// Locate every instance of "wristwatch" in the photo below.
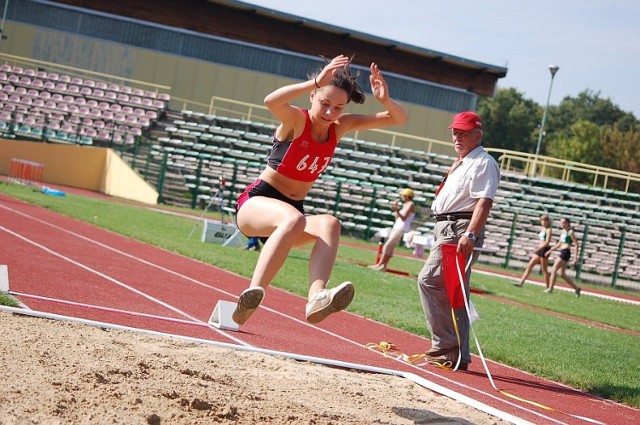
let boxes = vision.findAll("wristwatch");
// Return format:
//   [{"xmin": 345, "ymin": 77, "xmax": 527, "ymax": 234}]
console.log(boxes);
[{"xmin": 465, "ymin": 232, "xmax": 475, "ymax": 241}]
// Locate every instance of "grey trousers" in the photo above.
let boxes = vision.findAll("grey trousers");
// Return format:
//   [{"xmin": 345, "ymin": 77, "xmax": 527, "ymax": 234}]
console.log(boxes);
[{"xmin": 417, "ymin": 219, "xmax": 483, "ymax": 364}]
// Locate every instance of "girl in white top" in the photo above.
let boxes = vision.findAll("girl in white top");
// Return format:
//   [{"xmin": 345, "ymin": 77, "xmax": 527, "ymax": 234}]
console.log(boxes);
[{"xmin": 369, "ymin": 188, "xmax": 416, "ymax": 271}]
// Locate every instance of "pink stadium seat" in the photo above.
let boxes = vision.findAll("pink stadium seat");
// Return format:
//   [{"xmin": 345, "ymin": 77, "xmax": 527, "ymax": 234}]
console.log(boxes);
[
  {"xmin": 158, "ymin": 93, "xmax": 170, "ymax": 102},
  {"xmin": 129, "ymin": 96, "xmax": 142, "ymax": 105},
  {"xmin": 107, "ymin": 83, "xmax": 120, "ymax": 92},
  {"xmin": 137, "ymin": 117, "xmax": 150, "ymax": 127},
  {"xmin": 153, "ymin": 100, "xmax": 166, "ymax": 110},
  {"xmin": 117, "ymin": 93, "xmax": 129, "ymax": 103},
  {"xmin": 131, "ymin": 88, "xmax": 144, "ymax": 97},
  {"xmin": 113, "ymin": 113, "xmax": 126, "ymax": 122},
  {"xmin": 8, "ymin": 94, "xmax": 20, "ymax": 103},
  {"xmin": 89, "ymin": 108, "xmax": 101, "ymax": 118},
  {"xmin": 92, "ymin": 89, "xmax": 105, "ymax": 98},
  {"xmin": 120, "ymin": 86, "xmax": 132, "ymax": 95},
  {"xmin": 51, "ymin": 93, "xmax": 63, "ymax": 102},
  {"xmin": 39, "ymin": 91, "xmax": 51, "ymax": 100},
  {"xmin": 145, "ymin": 110, "xmax": 158, "ymax": 120},
  {"xmin": 95, "ymin": 82, "xmax": 108, "ymax": 90},
  {"xmin": 83, "ymin": 127, "xmax": 98, "ymax": 137},
  {"xmin": 54, "ymin": 82, "xmax": 67, "ymax": 92},
  {"xmin": 80, "ymin": 87, "xmax": 92, "ymax": 96},
  {"xmin": 24, "ymin": 69, "xmax": 36, "ymax": 77},
  {"xmin": 7, "ymin": 75, "xmax": 19, "ymax": 84},
  {"xmin": 20, "ymin": 97, "xmax": 33, "ymax": 106},
  {"xmin": 47, "ymin": 73, "xmax": 59, "ymax": 81},
  {"xmin": 133, "ymin": 108, "xmax": 145, "ymax": 116},
  {"xmin": 111, "ymin": 132, "xmax": 123, "ymax": 144},
  {"xmin": 31, "ymin": 79, "xmax": 44, "ymax": 89},
  {"xmin": 96, "ymin": 130, "xmax": 110, "ymax": 141},
  {"xmin": 125, "ymin": 115, "xmax": 138, "ymax": 126},
  {"xmin": 32, "ymin": 98, "xmax": 45, "ymax": 108},
  {"xmin": 70, "ymin": 77, "xmax": 83, "ymax": 86},
  {"xmin": 78, "ymin": 106, "xmax": 90, "ymax": 116},
  {"xmin": 12, "ymin": 66, "xmax": 24, "ymax": 74},
  {"xmin": 93, "ymin": 120, "xmax": 105, "ymax": 129},
  {"xmin": 81, "ymin": 117, "xmax": 93, "ymax": 126},
  {"xmin": 124, "ymin": 134, "xmax": 135, "ymax": 144},
  {"xmin": 110, "ymin": 103, "xmax": 122, "ymax": 112},
  {"xmin": 101, "ymin": 110, "xmax": 114, "ymax": 121},
  {"xmin": 104, "ymin": 91, "xmax": 117, "ymax": 101},
  {"xmin": 98, "ymin": 101, "xmax": 110, "ymax": 110},
  {"xmin": 129, "ymin": 127, "xmax": 142, "ymax": 136},
  {"xmin": 44, "ymin": 100, "xmax": 57, "ymax": 110},
  {"xmin": 15, "ymin": 87, "xmax": 27, "ymax": 96},
  {"xmin": 62, "ymin": 95, "xmax": 75, "ymax": 104},
  {"xmin": 26, "ymin": 89, "xmax": 39, "ymax": 98},
  {"xmin": 66, "ymin": 85, "xmax": 80, "ymax": 95},
  {"xmin": 58, "ymin": 75, "xmax": 71, "ymax": 83},
  {"xmin": 2, "ymin": 84, "xmax": 14, "ymax": 93},
  {"xmin": 43, "ymin": 81, "xmax": 55, "ymax": 91},
  {"xmin": 19, "ymin": 77, "xmax": 31, "ymax": 86},
  {"xmin": 84, "ymin": 79, "xmax": 96, "ymax": 88},
  {"xmin": 0, "ymin": 73, "xmax": 7, "ymax": 82},
  {"xmin": 60, "ymin": 123, "xmax": 75, "ymax": 132},
  {"xmin": 141, "ymin": 98, "xmax": 153, "ymax": 108},
  {"xmin": 57, "ymin": 103, "xmax": 69, "ymax": 112},
  {"xmin": 36, "ymin": 71, "xmax": 47, "ymax": 79},
  {"xmin": 67, "ymin": 104, "xmax": 80, "ymax": 114},
  {"xmin": 144, "ymin": 90, "xmax": 157, "ymax": 99},
  {"xmin": 47, "ymin": 121, "xmax": 61, "ymax": 131},
  {"xmin": 0, "ymin": 64, "xmax": 11, "ymax": 72},
  {"xmin": 75, "ymin": 97, "xmax": 86, "ymax": 106},
  {"xmin": 0, "ymin": 92, "xmax": 7, "ymax": 102},
  {"xmin": 24, "ymin": 116, "xmax": 37, "ymax": 126},
  {"xmin": 121, "ymin": 106, "xmax": 133, "ymax": 114},
  {"xmin": 85, "ymin": 99, "xmax": 98, "ymax": 109}
]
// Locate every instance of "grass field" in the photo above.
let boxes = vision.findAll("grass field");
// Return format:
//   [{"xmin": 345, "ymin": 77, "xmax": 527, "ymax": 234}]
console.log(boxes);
[{"xmin": 1, "ymin": 181, "xmax": 639, "ymax": 408}]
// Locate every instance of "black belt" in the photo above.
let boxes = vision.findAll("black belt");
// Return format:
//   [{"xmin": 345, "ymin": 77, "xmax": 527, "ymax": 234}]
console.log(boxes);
[{"xmin": 434, "ymin": 212, "xmax": 473, "ymax": 222}]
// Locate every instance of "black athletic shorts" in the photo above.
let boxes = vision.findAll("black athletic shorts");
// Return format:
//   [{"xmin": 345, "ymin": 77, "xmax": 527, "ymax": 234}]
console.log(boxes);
[{"xmin": 236, "ymin": 179, "xmax": 305, "ymax": 243}]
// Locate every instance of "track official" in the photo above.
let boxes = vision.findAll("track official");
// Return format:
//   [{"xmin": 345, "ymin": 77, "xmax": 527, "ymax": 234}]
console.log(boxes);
[{"xmin": 417, "ymin": 111, "xmax": 500, "ymax": 370}]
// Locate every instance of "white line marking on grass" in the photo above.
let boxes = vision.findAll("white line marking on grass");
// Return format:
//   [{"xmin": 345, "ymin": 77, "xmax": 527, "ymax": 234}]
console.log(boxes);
[{"xmin": 476, "ymin": 269, "xmax": 640, "ymax": 305}]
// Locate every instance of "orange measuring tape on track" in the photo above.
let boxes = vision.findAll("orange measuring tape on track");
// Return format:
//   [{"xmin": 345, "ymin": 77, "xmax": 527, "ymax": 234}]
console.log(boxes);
[{"xmin": 367, "ymin": 243, "xmax": 605, "ymax": 425}]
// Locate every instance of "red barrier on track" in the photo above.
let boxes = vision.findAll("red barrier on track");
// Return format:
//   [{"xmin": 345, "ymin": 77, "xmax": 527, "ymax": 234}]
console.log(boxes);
[{"xmin": 9, "ymin": 158, "xmax": 45, "ymax": 186}]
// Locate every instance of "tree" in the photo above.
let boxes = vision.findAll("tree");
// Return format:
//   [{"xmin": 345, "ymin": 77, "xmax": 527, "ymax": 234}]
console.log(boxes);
[
  {"xmin": 476, "ymin": 88, "xmax": 539, "ymax": 153},
  {"xmin": 545, "ymin": 90, "xmax": 638, "ymax": 142},
  {"xmin": 547, "ymin": 120, "xmax": 602, "ymax": 166}
]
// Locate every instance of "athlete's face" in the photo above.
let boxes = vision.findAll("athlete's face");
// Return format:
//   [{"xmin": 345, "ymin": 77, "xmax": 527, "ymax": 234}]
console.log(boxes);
[{"xmin": 310, "ymin": 86, "xmax": 349, "ymax": 124}]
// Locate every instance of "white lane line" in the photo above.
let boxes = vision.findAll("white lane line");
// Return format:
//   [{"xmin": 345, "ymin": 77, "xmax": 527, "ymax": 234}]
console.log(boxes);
[
  {"xmin": 0, "ymin": 223, "xmax": 250, "ymax": 347},
  {"xmin": 0, "ymin": 202, "xmax": 576, "ymax": 424},
  {"xmin": 11, "ymin": 292, "xmax": 209, "ymax": 327}
]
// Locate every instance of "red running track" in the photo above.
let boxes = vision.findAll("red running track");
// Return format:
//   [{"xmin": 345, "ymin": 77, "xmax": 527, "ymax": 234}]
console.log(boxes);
[{"xmin": 1, "ymin": 193, "xmax": 638, "ymax": 425}]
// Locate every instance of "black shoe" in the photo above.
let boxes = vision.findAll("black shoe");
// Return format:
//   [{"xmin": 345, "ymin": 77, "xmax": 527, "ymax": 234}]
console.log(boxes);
[{"xmin": 457, "ymin": 362, "xmax": 469, "ymax": 371}]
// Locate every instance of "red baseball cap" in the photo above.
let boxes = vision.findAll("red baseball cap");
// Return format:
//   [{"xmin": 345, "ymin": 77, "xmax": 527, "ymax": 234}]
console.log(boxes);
[{"xmin": 448, "ymin": 111, "xmax": 483, "ymax": 131}]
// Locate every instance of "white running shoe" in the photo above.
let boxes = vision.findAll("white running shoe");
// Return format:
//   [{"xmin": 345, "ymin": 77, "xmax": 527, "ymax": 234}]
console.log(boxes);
[
  {"xmin": 232, "ymin": 287, "xmax": 265, "ymax": 325},
  {"xmin": 305, "ymin": 282, "xmax": 355, "ymax": 324}
]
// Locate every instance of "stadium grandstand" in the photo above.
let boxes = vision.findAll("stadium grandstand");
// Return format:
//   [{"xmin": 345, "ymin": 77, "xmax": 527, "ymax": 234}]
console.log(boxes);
[{"xmin": 1, "ymin": 0, "xmax": 640, "ymax": 292}]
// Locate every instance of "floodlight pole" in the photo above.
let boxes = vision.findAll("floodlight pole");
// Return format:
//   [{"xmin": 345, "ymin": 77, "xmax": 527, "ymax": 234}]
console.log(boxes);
[
  {"xmin": 531, "ymin": 65, "xmax": 559, "ymax": 177},
  {"xmin": 0, "ymin": 0, "xmax": 9, "ymax": 51}
]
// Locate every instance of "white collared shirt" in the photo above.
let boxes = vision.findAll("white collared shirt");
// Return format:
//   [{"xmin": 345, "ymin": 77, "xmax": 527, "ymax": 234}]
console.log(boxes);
[{"xmin": 431, "ymin": 146, "xmax": 500, "ymax": 215}]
